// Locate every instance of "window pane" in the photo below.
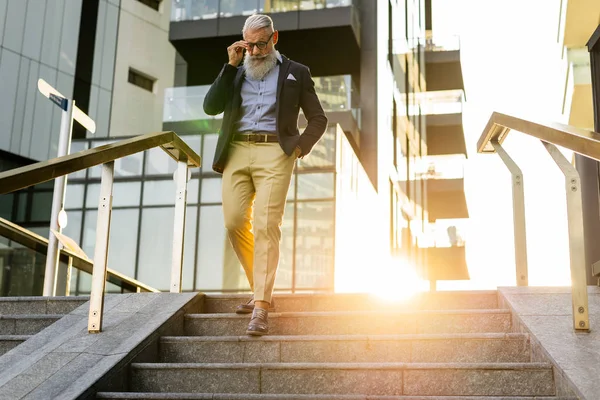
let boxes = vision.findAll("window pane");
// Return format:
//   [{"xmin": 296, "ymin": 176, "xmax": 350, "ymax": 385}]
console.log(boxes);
[
  {"xmin": 182, "ymin": 206, "xmax": 198, "ymax": 291},
  {"xmin": 143, "ymin": 180, "xmax": 176, "ymax": 205},
  {"xmin": 65, "ymin": 184, "xmax": 85, "ymax": 210},
  {"xmin": 195, "ymin": 205, "xmax": 248, "ymax": 291},
  {"xmin": 86, "ymin": 182, "xmax": 141, "ymax": 208},
  {"xmin": 274, "ymin": 202, "xmax": 294, "ymax": 289},
  {"xmin": 200, "ymin": 178, "xmax": 221, "ymax": 204},
  {"xmin": 220, "ymin": 0, "xmax": 260, "ymax": 18},
  {"xmin": 15, "ymin": 193, "xmax": 27, "ymax": 222},
  {"xmin": 295, "ymin": 201, "xmax": 334, "ymax": 289},
  {"xmin": 30, "ymin": 191, "xmax": 52, "ymax": 222},
  {"xmin": 138, "ymin": 207, "xmax": 174, "ymax": 291},
  {"xmin": 62, "ymin": 211, "xmax": 82, "ymax": 244},
  {"xmin": 0, "ymin": 194, "xmax": 14, "ymax": 220},
  {"xmin": 187, "ymin": 179, "xmax": 199, "ymax": 204},
  {"xmin": 297, "ymin": 172, "xmax": 335, "ymax": 200},
  {"xmin": 80, "ymin": 209, "xmax": 139, "ymax": 278},
  {"xmin": 143, "ymin": 178, "xmax": 199, "ymax": 205},
  {"xmin": 145, "ymin": 147, "xmax": 176, "ymax": 175},
  {"xmin": 202, "ymin": 134, "xmax": 218, "ymax": 172}
]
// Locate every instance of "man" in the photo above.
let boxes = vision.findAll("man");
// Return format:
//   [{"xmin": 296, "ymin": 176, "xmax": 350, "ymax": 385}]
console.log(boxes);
[{"xmin": 203, "ymin": 14, "xmax": 328, "ymax": 336}]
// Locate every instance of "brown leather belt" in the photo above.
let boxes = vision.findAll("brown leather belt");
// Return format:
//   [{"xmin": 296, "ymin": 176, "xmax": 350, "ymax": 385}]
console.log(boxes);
[{"xmin": 232, "ymin": 133, "xmax": 278, "ymax": 143}]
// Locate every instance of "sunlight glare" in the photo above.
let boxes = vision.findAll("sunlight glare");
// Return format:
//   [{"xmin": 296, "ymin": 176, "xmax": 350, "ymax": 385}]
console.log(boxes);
[{"xmin": 367, "ymin": 256, "xmax": 427, "ymax": 302}]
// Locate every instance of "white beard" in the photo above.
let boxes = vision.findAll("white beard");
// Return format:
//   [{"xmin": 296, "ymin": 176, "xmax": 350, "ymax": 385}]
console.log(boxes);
[{"xmin": 243, "ymin": 50, "xmax": 277, "ymax": 81}]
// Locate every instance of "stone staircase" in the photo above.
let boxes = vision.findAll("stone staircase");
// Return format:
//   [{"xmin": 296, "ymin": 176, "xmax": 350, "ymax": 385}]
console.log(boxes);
[
  {"xmin": 0, "ymin": 296, "xmax": 88, "ymax": 356},
  {"xmin": 96, "ymin": 291, "xmax": 576, "ymax": 399}
]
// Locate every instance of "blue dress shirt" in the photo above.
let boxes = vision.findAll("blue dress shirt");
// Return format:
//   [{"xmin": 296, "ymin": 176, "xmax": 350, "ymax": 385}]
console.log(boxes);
[{"xmin": 235, "ymin": 52, "xmax": 283, "ymax": 134}]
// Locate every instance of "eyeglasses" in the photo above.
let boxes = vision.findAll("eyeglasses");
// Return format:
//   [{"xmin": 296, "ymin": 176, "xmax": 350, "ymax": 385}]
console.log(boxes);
[{"xmin": 246, "ymin": 32, "xmax": 274, "ymax": 51}]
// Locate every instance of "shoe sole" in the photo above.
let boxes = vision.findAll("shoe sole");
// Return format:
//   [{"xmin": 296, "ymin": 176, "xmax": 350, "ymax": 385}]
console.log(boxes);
[{"xmin": 246, "ymin": 329, "xmax": 268, "ymax": 336}]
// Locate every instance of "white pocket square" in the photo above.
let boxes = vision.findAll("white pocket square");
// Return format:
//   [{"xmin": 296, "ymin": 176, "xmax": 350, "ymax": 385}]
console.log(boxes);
[{"xmin": 287, "ymin": 73, "xmax": 296, "ymax": 81}]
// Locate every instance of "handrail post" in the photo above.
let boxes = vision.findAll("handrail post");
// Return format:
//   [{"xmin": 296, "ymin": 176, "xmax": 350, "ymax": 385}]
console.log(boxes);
[
  {"xmin": 43, "ymin": 98, "xmax": 74, "ymax": 296},
  {"xmin": 542, "ymin": 141, "xmax": 590, "ymax": 331},
  {"xmin": 170, "ymin": 160, "xmax": 188, "ymax": 293},
  {"xmin": 491, "ymin": 142, "xmax": 528, "ymax": 286},
  {"xmin": 88, "ymin": 161, "xmax": 114, "ymax": 333}
]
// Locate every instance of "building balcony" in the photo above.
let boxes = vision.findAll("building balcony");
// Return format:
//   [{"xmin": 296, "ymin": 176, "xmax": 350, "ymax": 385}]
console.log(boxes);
[
  {"xmin": 414, "ymin": 154, "xmax": 469, "ymax": 221},
  {"xmin": 422, "ymin": 35, "xmax": 464, "ymax": 92},
  {"xmin": 419, "ymin": 89, "xmax": 467, "ymax": 157},
  {"xmin": 418, "ymin": 219, "xmax": 469, "ymax": 281},
  {"xmin": 562, "ymin": 47, "xmax": 593, "ymax": 129},
  {"xmin": 169, "ymin": 0, "xmax": 361, "ymax": 85},
  {"xmin": 163, "ymin": 74, "xmax": 361, "ymax": 144}
]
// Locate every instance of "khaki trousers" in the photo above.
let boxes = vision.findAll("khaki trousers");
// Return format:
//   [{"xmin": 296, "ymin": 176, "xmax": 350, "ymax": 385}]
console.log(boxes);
[{"xmin": 222, "ymin": 140, "xmax": 296, "ymax": 304}]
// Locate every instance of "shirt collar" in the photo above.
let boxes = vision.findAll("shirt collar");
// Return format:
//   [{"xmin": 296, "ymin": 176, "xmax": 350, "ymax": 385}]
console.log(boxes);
[{"xmin": 276, "ymin": 51, "xmax": 282, "ymax": 64}]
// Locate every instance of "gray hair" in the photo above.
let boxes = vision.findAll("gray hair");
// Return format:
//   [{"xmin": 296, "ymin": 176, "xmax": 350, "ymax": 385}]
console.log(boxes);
[{"xmin": 242, "ymin": 14, "xmax": 274, "ymax": 34}]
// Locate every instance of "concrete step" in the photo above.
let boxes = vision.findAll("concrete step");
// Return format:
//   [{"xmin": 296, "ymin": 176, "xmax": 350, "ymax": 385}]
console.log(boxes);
[
  {"xmin": 0, "ymin": 296, "xmax": 88, "ymax": 315},
  {"xmin": 97, "ymin": 393, "xmax": 578, "ymax": 400},
  {"xmin": 202, "ymin": 291, "xmax": 499, "ymax": 314},
  {"xmin": 160, "ymin": 333, "xmax": 530, "ymax": 364},
  {"xmin": 0, "ymin": 315, "xmax": 62, "ymax": 335},
  {"xmin": 128, "ymin": 362, "xmax": 555, "ymax": 396},
  {"xmin": 0, "ymin": 335, "xmax": 30, "ymax": 355},
  {"xmin": 184, "ymin": 310, "xmax": 512, "ymax": 336}
]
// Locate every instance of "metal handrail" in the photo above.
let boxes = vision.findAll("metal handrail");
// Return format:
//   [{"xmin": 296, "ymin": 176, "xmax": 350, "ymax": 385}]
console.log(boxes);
[
  {"xmin": 0, "ymin": 217, "xmax": 158, "ymax": 293},
  {"xmin": 0, "ymin": 131, "xmax": 200, "ymax": 195},
  {"xmin": 0, "ymin": 131, "xmax": 201, "ymax": 333},
  {"xmin": 477, "ymin": 112, "xmax": 598, "ymax": 332}
]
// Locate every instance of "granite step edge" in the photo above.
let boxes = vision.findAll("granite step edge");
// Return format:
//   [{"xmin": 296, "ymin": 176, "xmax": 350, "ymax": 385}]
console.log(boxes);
[
  {"xmin": 184, "ymin": 309, "xmax": 512, "ymax": 319},
  {"xmin": 96, "ymin": 393, "xmax": 574, "ymax": 400},
  {"xmin": 160, "ymin": 332, "xmax": 529, "ymax": 342},
  {"xmin": 130, "ymin": 361, "xmax": 552, "ymax": 370}
]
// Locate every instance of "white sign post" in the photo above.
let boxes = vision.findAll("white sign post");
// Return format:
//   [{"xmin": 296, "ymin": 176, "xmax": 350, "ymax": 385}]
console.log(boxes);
[{"xmin": 38, "ymin": 79, "xmax": 96, "ymax": 297}]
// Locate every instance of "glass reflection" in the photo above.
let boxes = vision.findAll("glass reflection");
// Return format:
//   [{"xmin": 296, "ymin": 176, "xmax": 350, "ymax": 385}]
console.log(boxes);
[
  {"xmin": 81, "ymin": 209, "xmax": 139, "ymax": 278},
  {"xmin": 297, "ymin": 172, "xmax": 335, "ymax": 200},
  {"xmin": 295, "ymin": 201, "xmax": 334, "ymax": 289},
  {"xmin": 196, "ymin": 205, "xmax": 248, "ymax": 291},
  {"xmin": 138, "ymin": 207, "xmax": 175, "ymax": 291},
  {"xmin": 274, "ymin": 202, "xmax": 294, "ymax": 289},
  {"xmin": 201, "ymin": 178, "xmax": 222, "ymax": 204}
]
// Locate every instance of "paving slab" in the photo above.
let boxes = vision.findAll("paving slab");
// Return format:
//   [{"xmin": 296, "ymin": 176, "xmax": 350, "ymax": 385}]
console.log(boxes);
[{"xmin": 499, "ymin": 285, "xmax": 600, "ymax": 399}]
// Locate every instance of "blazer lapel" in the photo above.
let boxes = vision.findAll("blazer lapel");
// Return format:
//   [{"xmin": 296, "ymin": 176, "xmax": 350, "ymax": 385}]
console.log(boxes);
[{"xmin": 277, "ymin": 56, "xmax": 291, "ymax": 101}]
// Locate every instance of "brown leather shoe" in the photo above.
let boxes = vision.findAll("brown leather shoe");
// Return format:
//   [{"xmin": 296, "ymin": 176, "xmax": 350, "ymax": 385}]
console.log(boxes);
[
  {"xmin": 246, "ymin": 307, "xmax": 269, "ymax": 336},
  {"xmin": 235, "ymin": 297, "xmax": 275, "ymax": 314}
]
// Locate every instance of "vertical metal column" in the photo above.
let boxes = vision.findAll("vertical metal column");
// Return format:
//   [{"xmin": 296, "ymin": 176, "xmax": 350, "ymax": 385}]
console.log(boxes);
[
  {"xmin": 170, "ymin": 160, "xmax": 188, "ymax": 293},
  {"xmin": 491, "ymin": 142, "xmax": 528, "ymax": 286},
  {"xmin": 542, "ymin": 142, "xmax": 589, "ymax": 331},
  {"xmin": 43, "ymin": 99, "xmax": 74, "ymax": 296},
  {"xmin": 88, "ymin": 162, "xmax": 114, "ymax": 333}
]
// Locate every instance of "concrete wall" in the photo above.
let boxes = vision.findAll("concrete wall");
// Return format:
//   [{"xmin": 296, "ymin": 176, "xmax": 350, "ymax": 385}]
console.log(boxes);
[
  {"xmin": 109, "ymin": 0, "xmax": 175, "ymax": 137},
  {"xmin": 0, "ymin": 0, "xmax": 83, "ymax": 161}
]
